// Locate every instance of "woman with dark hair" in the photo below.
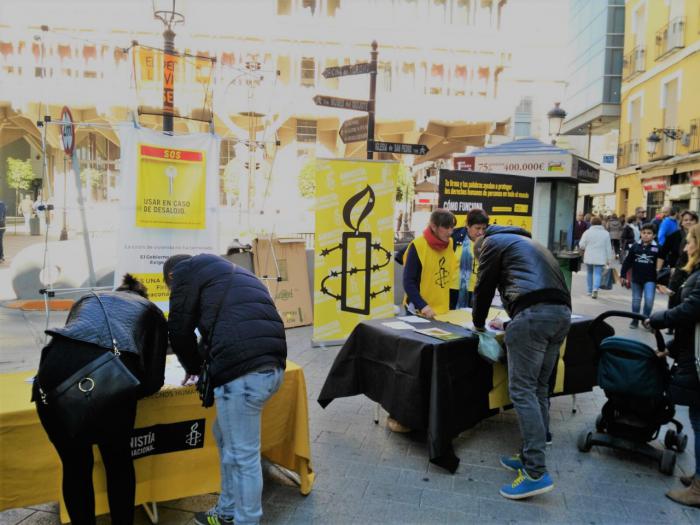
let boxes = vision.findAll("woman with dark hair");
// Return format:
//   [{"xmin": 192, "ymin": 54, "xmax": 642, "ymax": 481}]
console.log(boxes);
[
  {"xmin": 658, "ymin": 210, "xmax": 699, "ymax": 309},
  {"xmin": 646, "ymin": 224, "xmax": 700, "ymax": 507},
  {"xmin": 450, "ymin": 208, "xmax": 489, "ymax": 309},
  {"xmin": 33, "ymin": 275, "xmax": 168, "ymax": 524}
]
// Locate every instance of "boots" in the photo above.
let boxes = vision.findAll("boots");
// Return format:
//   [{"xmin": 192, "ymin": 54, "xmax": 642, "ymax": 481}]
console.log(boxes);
[
  {"xmin": 680, "ymin": 474, "xmax": 695, "ymax": 487},
  {"xmin": 666, "ymin": 477, "xmax": 700, "ymax": 507}
]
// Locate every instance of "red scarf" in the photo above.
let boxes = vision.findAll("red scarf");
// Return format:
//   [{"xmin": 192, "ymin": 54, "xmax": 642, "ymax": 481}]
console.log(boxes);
[{"xmin": 423, "ymin": 226, "xmax": 449, "ymax": 251}]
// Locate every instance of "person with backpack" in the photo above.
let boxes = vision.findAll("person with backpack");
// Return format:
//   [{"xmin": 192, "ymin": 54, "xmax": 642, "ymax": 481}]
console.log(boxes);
[
  {"xmin": 620, "ymin": 223, "xmax": 659, "ymax": 328},
  {"xmin": 34, "ymin": 275, "xmax": 168, "ymax": 525}
]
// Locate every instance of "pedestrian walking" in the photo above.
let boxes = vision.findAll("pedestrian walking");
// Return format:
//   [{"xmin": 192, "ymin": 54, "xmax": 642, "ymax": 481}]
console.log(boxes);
[
  {"xmin": 620, "ymin": 223, "xmax": 659, "ymax": 328},
  {"xmin": 571, "ymin": 211, "xmax": 589, "ymax": 248},
  {"xmin": 658, "ymin": 206, "xmax": 680, "ymax": 247},
  {"xmin": 33, "ymin": 275, "xmax": 168, "ymax": 525},
  {"xmin": 18, "ymin": 194, "xmax": 33, "ymax": 232},
  {"xmin": 473, "ymin": 225, "xmax": 571, "ymax": 500},
  {"xmin": 645, "ymin": 223, "xmax": 700, "ymax": 507},
  {"xmin": 578, "ymin": 216, "xmax": 613, "ymax": 299},
  {"xmin": 620, "ymin": 215, "xmax": 639, "ymax": 264},
  {"xmin": 163, "ymin": 254, "xmax": 287, "ymax": 525},
  {"xmin": 606, "ymin": 213, "xmax": 623, "ymax": 258}
]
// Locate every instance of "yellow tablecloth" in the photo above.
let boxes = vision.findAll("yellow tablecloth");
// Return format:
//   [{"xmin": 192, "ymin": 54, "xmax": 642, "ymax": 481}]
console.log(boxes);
[{"xmin": 0, "ymin": 360, "xmax": 314, "ymax": 521}]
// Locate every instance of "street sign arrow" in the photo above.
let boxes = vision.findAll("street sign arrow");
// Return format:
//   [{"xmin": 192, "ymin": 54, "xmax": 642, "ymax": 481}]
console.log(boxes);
[
  {"xmin": 322, "ymin": 62, "xmax": 375, "ymax": 79},
  {"xmin": 367, "ymin": 141, "xmax": 429, "ymax": 155},
  {"xmin": 313, "ymin": 95, "xmax": 371, "ymax": 112},
  {"xmin": 339, "ymin": 116, "xmax": 369, "ymax": 144}
]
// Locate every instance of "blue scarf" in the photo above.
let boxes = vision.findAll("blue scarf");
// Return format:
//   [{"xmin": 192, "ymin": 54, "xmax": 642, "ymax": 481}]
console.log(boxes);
[{"xmin": 456, "ymin": 237, "xmax": 473, "ymax": 308}]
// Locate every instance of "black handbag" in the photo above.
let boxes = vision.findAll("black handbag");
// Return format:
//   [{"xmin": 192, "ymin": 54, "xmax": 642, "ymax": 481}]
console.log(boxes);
[
  {"xmin": 669, "ymin": 361, "xmax": 700, "ymax": 408},
  {"xmin": 196, "ymin": 274, "xmax": 234, "ymax": 408},
  {"xmin": 35, "ymin": 293, "xmax": 141, "ymax": 438}
]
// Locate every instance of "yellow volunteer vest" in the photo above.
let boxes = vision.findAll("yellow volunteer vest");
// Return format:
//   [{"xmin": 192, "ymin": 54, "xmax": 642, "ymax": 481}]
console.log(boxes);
[{"xmin": 404, "ymin": 235, "xmax": 455, "ymax": 315}]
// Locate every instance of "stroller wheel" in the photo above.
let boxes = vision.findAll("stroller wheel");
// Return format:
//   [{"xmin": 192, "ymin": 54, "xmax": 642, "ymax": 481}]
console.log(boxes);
[
  {"xmin": 595, "ymin": 414, "xmax": 605, "ymax": 433},
  {"xmin": 659, "ymin": 449, "xmax": 676, "ymax": 475},
  {"xmin": 676, "ymin": 433, "xmax": 688, "ymax": 453},
  {"xmin": 664, "ymin": 429, "xmax": 677, "ymax": 450},
  {"xmin": 577, "ymin": 431, "xmax": 593, "ymax": 453}
]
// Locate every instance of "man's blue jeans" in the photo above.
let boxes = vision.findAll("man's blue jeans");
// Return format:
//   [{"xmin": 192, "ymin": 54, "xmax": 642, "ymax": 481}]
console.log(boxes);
[
  {"xmin": 631, "ymin": 281, "xmax": 656, "ymax": 319},
  {"xmin": 504, "ymin": 304, "xmax": 571, "ymax": 479},
  {"xmin": 213, "ymin": 367, "xmax": 284, "ymax": 525},
  {"xmin": 586, "ymin": 264, "xmax": 603, "ymax": 294}
]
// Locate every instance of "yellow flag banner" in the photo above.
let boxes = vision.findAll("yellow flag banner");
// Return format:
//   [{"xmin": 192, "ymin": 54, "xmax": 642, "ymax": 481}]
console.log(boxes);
[
  {"xmin": 116, "ymin": 126, "xmax": 220, "ymax": 312},
  {"xmin": 312, "ymin": 159, "xmax": 398, "ymax": 345}
]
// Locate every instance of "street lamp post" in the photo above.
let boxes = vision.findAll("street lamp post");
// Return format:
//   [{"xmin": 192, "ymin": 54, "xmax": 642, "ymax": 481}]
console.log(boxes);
[
  {"xmin": 153, "ymin": 1, "xmax": 184, "ymax": 133},
  {"xmin": 547, "ymin": 102, "xmax": 567, "ymax": 145}
]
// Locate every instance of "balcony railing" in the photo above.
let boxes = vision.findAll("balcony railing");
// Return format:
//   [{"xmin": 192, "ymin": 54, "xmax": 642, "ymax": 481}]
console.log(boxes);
[
  {"xmin": 617, "ymin": 140, "xmax": 640, "ymax": 168},
  {"xmin": 655, "ymin": 17, "xmax": 685, "ymax": 60},
  {"xmin": 622, "ymin": 46, "xmax": 645, "ymax": 80},
  {"xmin": 690, "ymin": 119, "xmax": 700, "ymax": 153}
]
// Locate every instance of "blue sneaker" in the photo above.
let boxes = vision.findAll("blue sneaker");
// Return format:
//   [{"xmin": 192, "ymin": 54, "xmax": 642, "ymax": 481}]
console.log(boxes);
[
  {"xmin": 500, "ymin": 469, "xmax": 554, "ymax": 500},
  {"xmin": 499, "ymin": 453, "xmax": 524, "ymax": 471}
]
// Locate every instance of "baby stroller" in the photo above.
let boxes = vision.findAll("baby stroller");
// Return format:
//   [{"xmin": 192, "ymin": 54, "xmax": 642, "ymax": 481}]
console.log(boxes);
[{"xmin": 577, "ymin": 311, "xmax": 686, "ymax": 475}]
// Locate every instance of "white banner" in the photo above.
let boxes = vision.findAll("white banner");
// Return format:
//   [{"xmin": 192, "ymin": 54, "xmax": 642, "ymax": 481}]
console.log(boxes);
[{"xmin": 115, "ymin": 126, "xmax": 220, "ymax": 311}]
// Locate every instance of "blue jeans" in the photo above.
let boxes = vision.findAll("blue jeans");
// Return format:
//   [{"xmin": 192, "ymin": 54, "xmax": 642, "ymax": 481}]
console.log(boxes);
[
  {"xmin": 631, "ymin": 281, "xmax": 656, "ymax": 319},
  {"xmin": 213, "ymin": 367, "xmax": 284, "ymax": 525},
  {"xmin": 586, "ymin": 264, "xmax": 603, "ymax": 293},
  {"xmin": 504, "ymin": 304, "xmax": 571, "ymax": 478},
  {"xmin": 690, "ymin": 406, "xmax": 700, "ymax": 476}
]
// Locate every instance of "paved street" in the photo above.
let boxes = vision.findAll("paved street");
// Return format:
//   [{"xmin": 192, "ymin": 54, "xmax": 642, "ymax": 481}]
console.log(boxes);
[{"xmin": 1, "ymin": 232, "xmax": 699, "ymax": 524}]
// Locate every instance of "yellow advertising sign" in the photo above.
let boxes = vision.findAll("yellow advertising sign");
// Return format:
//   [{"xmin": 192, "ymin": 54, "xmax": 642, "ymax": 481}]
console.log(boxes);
[
  {"xmin": 130, "ymin": 272, "xmax": 171, "ymax": 304},
  {"xmin": 136, "ymin": 144, "xmax": 206, "ymax": 229},
  {"xmin": 313, "ymin": 159, "xmax": 398, "ymax": 344}
]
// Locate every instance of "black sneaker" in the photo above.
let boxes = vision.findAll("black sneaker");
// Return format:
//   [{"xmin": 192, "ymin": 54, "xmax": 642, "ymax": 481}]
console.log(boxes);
[
  {"xmin": 546, "ymin": 432, "xmax": 553, "ymax": 446},
  {"xmin": 194, "ymin": 510, "xmax": 234, "ymax": 525},
  {"xmin": 629, "ymin": 321, "xmax": 638, "ymax": 329}
]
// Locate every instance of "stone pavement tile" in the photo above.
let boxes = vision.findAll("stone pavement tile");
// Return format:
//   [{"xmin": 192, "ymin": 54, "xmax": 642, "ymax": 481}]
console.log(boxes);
[
  {"xmin": 621, "ymin": 498, "xmax": 693, "ymax": 524},
  {"xmin": 538, "ymin": 507, "xmax": 631, "ymax": 525},
  {"xmin": 260, "ymin": 503, "xmax": 294, "ymax": 524},
  {"xmin": 419, "ymin": 488, "xmax": 479, "ymax": 515},
  {"xmin": 365, "ymin": 480, "xmax": 423, "ymax": 504},
  {"xmin": 396, "ymin": 468, "xmax": 454, "ymax": 491},
  {"xmin": 313, "ymin": 476, "xmax": 369, "ymax": 502},
  {"xmin": 563, "ymin": 492, "xmax": 628, "ymax": 517},
  {"xmin": 24, "ymin": 503, "xmax": 58, "ymax": 514},
  {"xmin": 451, "ymin": 477, "xmax": 502, "ymax": 500},
  {"xmin": 159, "ymin": 493, "xmax": 218, "ymax": 512},
  {"xmin": 454, "ymin": 464, "xmax": 509, "ymax": 484},
  {"xmin": 289, "ymin": 506, "xmax": 354, "ymax": 524},
  {"xmin": 682, "ymin": 506, "xmax": 700, "ymax": 523},
  {"xmin": 478, "ymin": 497, "xmax": 543, "ymax": 523},
  {"xmin": 384, "ymin": 501, "xmax": 470, "ymax": 524},
  {"xmin": 332, "ymin": 496, "xmax": 390, "ymax": 522},
  {"xmin": 377, "ymin": 449, "xmax": 429, "ymax": 472},
  {"xmin": 0, "ymin": 508, "xmax": 36, "ymax": 525},
  {"xmin": 345, "ymin": 463, "xmax": 402, "ymax": 484},
  {"xmin": 131, "ymin": 506, "xmax": 193, "ymax": 525},
  {"xmin": 7, "ymin": 511, "xmax": 57, "ymax": 525}
]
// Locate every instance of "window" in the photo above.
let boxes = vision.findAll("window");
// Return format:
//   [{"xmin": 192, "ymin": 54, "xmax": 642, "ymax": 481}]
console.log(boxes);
[
  {"xmin": 620, "ymin": 189, "xmax": 629, "ymax": 215},
  {"xmin": 452, "ymin": 0, "xmax": 472, "ymax": 25},
  {"xmin": 646, "ymin": 191, "xmax": 665, "ymax": 220},
  {"xmin": 378, "ymin": 61, "xmax": 392, "ymax": 93},
  {"xmin": 296, "ymin": 119, "xmax": 317, "ymax": 143},
  {"xmin": 300, "ymin": 57, "xmax": 315, "ymax": 87}
]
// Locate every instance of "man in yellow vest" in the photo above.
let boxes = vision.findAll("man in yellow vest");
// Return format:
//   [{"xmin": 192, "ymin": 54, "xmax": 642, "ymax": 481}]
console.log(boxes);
[
  {"xmin": 450, "ymin": 209, "xmax": 489, "ymax": 309},
  {"xmin": 402, "ymin": 209, "xmax": 457, "ymax": 319}
]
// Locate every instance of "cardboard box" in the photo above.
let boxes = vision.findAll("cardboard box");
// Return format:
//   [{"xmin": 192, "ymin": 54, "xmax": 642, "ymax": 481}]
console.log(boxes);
[{"xmin": 253, "ymin": 237, "xmax": 313, "ymax": 328}]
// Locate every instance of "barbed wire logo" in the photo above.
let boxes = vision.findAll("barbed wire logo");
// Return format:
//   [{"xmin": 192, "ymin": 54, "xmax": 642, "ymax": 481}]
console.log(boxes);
[{"xmin": 319, "ymin": 185, "xmax": 391, "ymax": 315}]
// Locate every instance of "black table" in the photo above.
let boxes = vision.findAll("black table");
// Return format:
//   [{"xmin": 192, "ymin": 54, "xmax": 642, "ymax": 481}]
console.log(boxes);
[{"xmin": 318, "ymin": 317, "xmax": 611, "ymax": 473}]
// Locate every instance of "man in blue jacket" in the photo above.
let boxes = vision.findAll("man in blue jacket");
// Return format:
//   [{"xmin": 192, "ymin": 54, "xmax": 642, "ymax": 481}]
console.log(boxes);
[
  {"xmin": 473, "ymin": 226, "xmax": 571, "ymax": 500},
  {"xmin": 164, "ymin": 254, "xmax": 287, "ymax": 525}
]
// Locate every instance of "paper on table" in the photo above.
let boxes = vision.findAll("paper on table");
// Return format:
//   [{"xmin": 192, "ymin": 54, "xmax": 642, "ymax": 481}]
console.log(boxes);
[
  {"xmin": 382, "ymin": 321, "xmax": 417, "ymax": 330},
  {"xmin": 570, "ymin": 314, "xmax": 583, "ymax": 319},
  {"xmin": 396, "ymin": 315, "xmax": 430, "ymax": 323}
]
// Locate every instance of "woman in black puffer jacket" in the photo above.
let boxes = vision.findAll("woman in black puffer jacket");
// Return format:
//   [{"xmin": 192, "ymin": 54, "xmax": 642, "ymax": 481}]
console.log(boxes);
[
  {"xmin": 647, "ymin": 224, "xmax": 700, "ymax": 508},
  {"xmin": 34, "ymin": 274, "xmax": 168, "ymax": 525}
]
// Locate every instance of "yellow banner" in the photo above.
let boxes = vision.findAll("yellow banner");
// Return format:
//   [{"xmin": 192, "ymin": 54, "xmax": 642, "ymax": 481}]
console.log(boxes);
[
  {"xmin": 136, "ymin": 144, "xmax": 206, "ymax": 229},
  {"xmin": 313, "ymin": 159, "xmax": 397, "ymax": 343}
]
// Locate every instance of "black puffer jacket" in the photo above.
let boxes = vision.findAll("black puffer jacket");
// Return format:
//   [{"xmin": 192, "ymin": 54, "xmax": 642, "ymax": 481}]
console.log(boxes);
[
  {"xmin": 473, "ymin": 225, "xmax": 571, "ymax": 328},
  {"xmin": 168, "ymin": 254, "xmax": 287, "ymax": 387},
  {"xmin": 649, "ymin": 265, "xmax": 700, "ymax": 366},
  {"xmin": 45, "ymin": 291, "xmax": 168, "ymax": 397}
]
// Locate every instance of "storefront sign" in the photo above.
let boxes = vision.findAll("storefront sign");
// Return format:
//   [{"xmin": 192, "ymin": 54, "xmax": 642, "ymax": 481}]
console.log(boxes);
[
  {"xmin": 472, "ymin": 154, "xmax": 572, "ymax": 179},
  {"xmin": 691, "ymin": 171, "xmax": 700, "ymax": 187},
  {"xmin": 642, "ymin": 177, "xmax": 668, "ymax": 191},
  {"xmin": 453, "ymin": 156, "xmax": 475, "ymax": 171}
]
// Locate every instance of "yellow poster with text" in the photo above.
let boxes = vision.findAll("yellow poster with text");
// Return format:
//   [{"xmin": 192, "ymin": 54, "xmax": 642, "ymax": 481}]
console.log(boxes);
[
  {"xmin": 136, "ymin": 144, "xmax": 206, "ymax": 229},
  {"xmin": 313, "ymin": 159, "xmax": 397, "ymax": 344}
]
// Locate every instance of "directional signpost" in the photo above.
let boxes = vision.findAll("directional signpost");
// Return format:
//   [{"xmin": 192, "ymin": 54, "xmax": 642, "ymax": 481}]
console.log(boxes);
[
  {"xmin": 322, "ymin": 62, "xmax": 375, "ymax": 79},
  {"xmin": 339, "ymin": 116, "xmax": 369, "ymax": 144},
  {"xmin": 368, "ymin": 141, "xmax": 429, "ymax": 156},
  {"xmin": 313, "ymin": 95, "xmax": 370, "ymax": 112}
]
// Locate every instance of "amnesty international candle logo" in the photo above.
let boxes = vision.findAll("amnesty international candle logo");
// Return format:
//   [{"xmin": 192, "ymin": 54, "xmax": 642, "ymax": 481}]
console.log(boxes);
[
  {"xmin": 136, "ymin": 144, "xmax": 207, "ymax": 229},
  {"xmin": 319, "ymin": 185, "xmax": 392, "ymax": 315},
  {"xmin": 434, "ymin": 256, "xmax": 448, "ymax": 288}
]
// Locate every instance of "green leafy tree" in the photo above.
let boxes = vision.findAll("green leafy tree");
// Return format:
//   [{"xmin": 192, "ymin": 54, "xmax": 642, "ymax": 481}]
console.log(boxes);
[
  {"xmin": 395, "ymin": 164, "xmax": 414, "ymax": 203},
  {"xmin": 80, "ymin": 168, "xmax": 103, "ymax": 189},
  {"xmin": 298, "ymin": 157, "xmax": 316, "ymax": 199},
  {"xmin": 6, "ymin": 157, "xmax": 35, "ymax": 206}
]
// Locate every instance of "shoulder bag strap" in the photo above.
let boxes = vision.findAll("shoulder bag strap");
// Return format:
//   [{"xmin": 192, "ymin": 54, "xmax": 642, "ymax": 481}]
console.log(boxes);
[{"xmin": 91, "ymin": 292, "xmax": 121, "ymax": 356}]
